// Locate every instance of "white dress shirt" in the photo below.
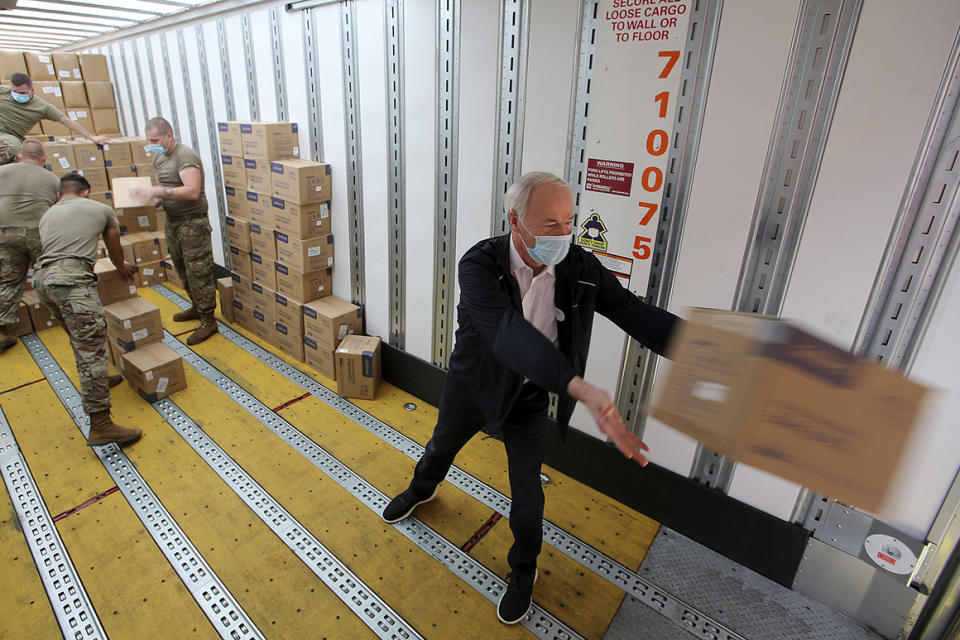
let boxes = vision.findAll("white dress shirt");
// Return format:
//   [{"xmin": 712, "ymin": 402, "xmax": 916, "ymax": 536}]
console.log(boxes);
[{"xmin": 509, "ymin": 234, "xmax": 559, "ymax": 347}]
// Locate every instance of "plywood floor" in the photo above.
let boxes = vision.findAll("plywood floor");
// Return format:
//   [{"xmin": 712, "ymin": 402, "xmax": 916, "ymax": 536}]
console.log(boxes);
[{"xmin": 0, "ymin": 284, "xmax": 660, "ymax": 640}]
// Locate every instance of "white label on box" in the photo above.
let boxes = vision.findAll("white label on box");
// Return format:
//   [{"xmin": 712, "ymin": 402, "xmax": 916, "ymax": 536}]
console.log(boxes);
[
  {"xmin": 123, "ymin": 319, "xmax": 131, "ymax": 329},
  {"xmin": 47, "ymin": 64, "xmax": 55, "ymax": 74},
  {"xmin": 337, "ymin": 324, "xmax": 349, "ymax": 340},
  {"xmin": 42, "ymin": 86, "xmax": 55, "ymax": 94},
  {"xmin": 337, "ymin": 347, "xmax": 349, "ymax": 353},
  {"xmin": 54, "ymin": 88, "xmax": 62, "ymax": 96},
  {"xmin": 77, "ymin": 110, "xmax": 87, "ymax": 118},
  {"xmin": 38, "ymin": 55, "xmax": 50, "ymax": 62},
  {"xmin": 692, "ymin": 381, "xmax": 729, "ymax": 403},
  {"xmin": 156, "ymin": 377, "xmax": 168, "ymax": 393},
  {"xmin": 58, "ymin": 157, "xmax": 70, "ymax": 169},
  {"xmin": 73, "ymin": 70, "xmax": 81, "ymax": 79},
  {"xmin": 143, "ymin": 268, "xmax": 155, "ymax": 276},
  {"xmin": 59, "ymin": 70, "xmax": 70, "ymax": 78},
  {"xmin": 128, "ymin": 285, "xmax": 136, "ymax": 294},
  {"xmin": 315, "ymin": 185, "xmax": 323, "ymax": 192},
  {"xmin": 132, "ymin": 328, "xmax": 148, "ymax": 341},
  {"xmin": 68, "ymin": 111, "xmax": 77, "ymax": 120},
  {"xmin": 293, "ymin": 146, "xmax": 299, "ymax": 156},
  {"xmin": 327, "ymin": 257, "xmax": 333, "ymax": 267},
  {"xmin": 138, "ymin": 216, "xmax": 149, "ymax": 226},
  {"xmin": 145, "ymin": 371, "xmax": 154, "ymax": 381},
  {"xmin": 103, "ymin": 144, "xmax": 110, "ymax": 150},
  {"xmin": 308, "ymin": 246, "xmax": 323, "ymax": 257},
  {"xmin": 321, "ymin": 207, "xmax": 329, "ymax": 219}
]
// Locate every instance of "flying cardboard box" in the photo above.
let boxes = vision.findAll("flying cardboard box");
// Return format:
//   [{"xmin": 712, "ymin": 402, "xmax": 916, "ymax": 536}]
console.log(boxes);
[
  {"xmin": 651, "ymin": 308, "xmax": 932, "ymax": 512},
  {"xmin": 52, "ymin": 53, "xmax": 82, "ymax": 81},
  {"xmin": 85, "ymin": 81, "xmax": 116, "ymax": 109},
  {"xmin": 78, "ymin": 54, "xmax": 110, "ymax": 82},
  {"xmin": 335, "ymin": 335, "xmax": 381, "ymax": 400},
  {"xmin": 270, "ymin": 159, "xmax": 331, "ymax": 204},
  {"xmin": 24, "ymin": 53, "xmax": 56, "ymax": 81},
  {"xmin": 240, "ymin": 122, "xmax": 299, "ymax": 160},
  {"xmin": 104, "ymin": 297, "xmax": 163, "ymax": 352},
  {"xmin": 121, "ymin": 342, "xmax": 187, "ymax": 402},
  {"xmin": 112, "ymin": 176, "xmax": 155, "ymax": 208},
  {"xmin": 94, "ymin": 258, "xmax": 138, "ymax": 306},
  {"xmin": 303, "ymin": 296, "xmax": 363, "ymax": 351},
  {"xmin": 59, "ymin": 80, "xmax": 88, "ymax": 107}
]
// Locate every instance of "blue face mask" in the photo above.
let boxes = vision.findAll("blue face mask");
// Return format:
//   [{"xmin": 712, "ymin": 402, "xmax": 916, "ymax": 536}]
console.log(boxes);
[
  {"xmin": 519, "ymin": 217, "xmax": 572, "ymax": 266},
  {"xmin": 11, "ymin": 91, "xmax": 30, "ymax": 104},
  {"xmin": 144, "ymin": 143, "xmax": 166, "ymax": 155}
]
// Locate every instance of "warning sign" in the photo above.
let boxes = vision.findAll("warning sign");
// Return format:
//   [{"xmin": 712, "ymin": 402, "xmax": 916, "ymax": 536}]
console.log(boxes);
[
  {"xmin": 585, "ymin": 158, "xmax": 635, "ymax": 197},
  {"xmin": 577, "ymin": 211, "xmax": 609, "ymax": 251},
  {"xmin": 593, "ymin": 250, "xmax": 633, "ymax": 283}
]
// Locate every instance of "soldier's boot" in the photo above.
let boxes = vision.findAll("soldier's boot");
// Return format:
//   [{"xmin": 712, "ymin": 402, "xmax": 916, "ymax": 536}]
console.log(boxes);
[
  {"xmin": 172, "ymin": 305, "xmax": 201, "ymax": 322},
  {"xmin": 108, "ymin": 374, "xmax": 123, "ymax": 388},
  {"xmin": 186, "ymin": 312, "xmax": 218, "ymax": 346},
  {"xmin": 0, "ymin": 325, "xmax": 16, "ymax": 350},
  {"xmin": 86, "ymin": 410, "xmax": 141, "ymax": 447}
]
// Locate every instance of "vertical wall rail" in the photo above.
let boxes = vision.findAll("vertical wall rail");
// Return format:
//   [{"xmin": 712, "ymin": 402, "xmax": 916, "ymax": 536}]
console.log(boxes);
[
  {"xmin": 490, "ymin": 0, "xmax": 530, "ymax": 235},
  {"xmin": 270, "ymin": 7, "xmax": 288, "ymax": 122},
  {"xmin": 143, "ymin": 35, "xmax": 164, "ymax": 117},
  {"xmin": 158, "ymin": 34, "xmax": 182, "ymax": 138},
  {"xmin": 691, "ymin": 0, "xmax": 862, "ymax": 490},
  {"xmin": 217, "ymin": 18, "xmax": 237, "ymax": 121},
  {"xmin": 301, "ymin": 7, "xmax": 324, "ymax": 161},
  {"xmin": 196, "ymin": 23, "xmax": 232, "ymax": 271},
  {"xmin": 432, "ymin": 0, "xmax": 460, "ymax": 368},
  {"xmin": 242, "ymin": 13, "xmax": 261, "ymax": 120},
  {"xmin": 117, "ymin": 41, "xmax": 140, "ymax": 134},
  {"xmin": 101, "ymin": 45, "xmax": 129, "ymax": 136},
  {"xmin": 176, "ymin": 28, "xmax": 200, "ymax": 158},
  {"xmin": 564, "ymin": 0, "xmax": 598, "ymax": 222},
  {"xmin": 130, "ymin": 39, "xmax": 149, "ymax": 124},
  {"xmin": 340, "ymin": 0, "xmax": 367, "ymax": 307},
  {"xmin": 614, "ymin": 0, "xmax": 724, "ymax": 435},
  {"xmin": 385, "ymin": 0, "xmax": 406, "ymax": 349}
]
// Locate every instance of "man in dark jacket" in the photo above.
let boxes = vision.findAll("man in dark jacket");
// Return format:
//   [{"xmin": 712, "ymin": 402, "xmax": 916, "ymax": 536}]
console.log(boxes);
[{"xmin": 382, "ymin": 171, "xmax": 679, "ymax": 624}]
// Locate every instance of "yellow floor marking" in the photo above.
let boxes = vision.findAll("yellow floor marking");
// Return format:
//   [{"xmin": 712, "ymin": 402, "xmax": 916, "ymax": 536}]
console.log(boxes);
[
  {"xmin": 37, "ymin": 331, "xmax": 377, "ymax": 640},
  {"xmin": 0, "ymin": 333, "xmax": 45, "ymax": 392},
  {"xmin": 0, "ymin": 479, "xmax": 62, "ymax": 639}
]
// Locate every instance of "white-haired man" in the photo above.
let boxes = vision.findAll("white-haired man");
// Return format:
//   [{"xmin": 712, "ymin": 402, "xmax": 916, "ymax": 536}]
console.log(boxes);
[{"xmin": 382, "ymin": 171, "xmax": 681, "ymax": 623}]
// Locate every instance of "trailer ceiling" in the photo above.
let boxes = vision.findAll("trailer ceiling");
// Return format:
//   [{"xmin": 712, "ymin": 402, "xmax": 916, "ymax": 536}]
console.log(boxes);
[{"xmin": 0, "ymin": 0, "xmax": 213, "ymax": 52}]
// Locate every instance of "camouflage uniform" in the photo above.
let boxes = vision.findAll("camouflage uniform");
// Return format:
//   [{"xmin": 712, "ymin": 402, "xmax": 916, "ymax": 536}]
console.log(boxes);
[
  {"xmin": 0, "ymin": 227, "xmax": 40, "ymax": 324},
  {"xmin": 166, "ymin": 215, "xmax": 216, "ymax": 314},
  {"xmin": 33, "ymin": 259, "xmax": 111, "ymax": 414},
  {"xmin": 0, "ymin": 134, "xmax": 21, "ymax": 166}
]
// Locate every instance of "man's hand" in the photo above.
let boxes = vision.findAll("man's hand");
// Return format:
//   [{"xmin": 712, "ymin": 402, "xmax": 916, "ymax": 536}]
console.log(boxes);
[
  {"xmin": 132, "ymin": 186, "xmax": 160, "ymax": 201},
  {"xmin": 117, "ymin": 261, "xmax": 136, "ymax": 281},
  {"xmin": 567, "ymin": 375, "xmax": 650, "ymax": 465},
  {"xmin": 91, "ymin": 134, "xmax": 111, "ymax": 146}
]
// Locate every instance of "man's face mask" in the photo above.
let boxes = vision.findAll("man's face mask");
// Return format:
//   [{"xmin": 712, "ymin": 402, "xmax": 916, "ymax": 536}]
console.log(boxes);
[{"xmin": 11, "ymin": 90, "xmax": 31, "ymax": 104}]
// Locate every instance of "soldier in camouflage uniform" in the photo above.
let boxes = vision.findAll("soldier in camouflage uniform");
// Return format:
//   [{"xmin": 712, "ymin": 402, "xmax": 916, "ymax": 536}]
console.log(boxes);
[
  {"xmin": 134, "ymin": 117, "xmax": 218, "ymax": 345},
  {"xmin": 34, "ymin": 173, "xmax": 141, "ymax": 447},
  {"xmin": 0, "ymin": 140, "xmax": 59, "ymax": 349}
]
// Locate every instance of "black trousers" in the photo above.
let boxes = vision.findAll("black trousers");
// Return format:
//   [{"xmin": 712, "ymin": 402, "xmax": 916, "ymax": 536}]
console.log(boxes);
[{"xmin": 409, "ymin": 377, "xmax": 549, "ymax": 575}]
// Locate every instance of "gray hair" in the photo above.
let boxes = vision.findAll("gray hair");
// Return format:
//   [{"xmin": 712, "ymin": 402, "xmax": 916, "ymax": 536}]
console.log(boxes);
[
  {"xmin": 504, "ymin": 171, "xmax": 570, "ymax": 220},
  {"xmin": 19, "ymin": 139, "xmax": 44, "ymax": 160}
]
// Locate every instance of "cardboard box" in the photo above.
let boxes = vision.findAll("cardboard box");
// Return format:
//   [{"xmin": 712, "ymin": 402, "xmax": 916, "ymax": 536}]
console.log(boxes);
[
  {"xmin": 59, "ymin": 80, "xmax": 88, "ymax": 106},
  {"xmin": 231, "ymin": 299, "xmax": 254, "ymax": 331},
  {"xmin": 162, "ymin": 261, "xmax": 183, "ymax": 289},
  {"xmin": 40, "ymin": 120, "xmax": 71, "ymax": 137},
  {"xmin": 274, "ymin": 292, "xmax": 304, "ymax": 334},
  {"xmin": 121, "ymin": 342, "xmax": 187, "ymax": 402},
  {"xmin": 0, "ymin": 50, "xmax": 26, "ymax": 82},
  {"xmin": 43, "ymin": 143, "xmax": 77, "ymax": 173},
  {"xmin": 303, "ymin": 296, "xmax": 363, "ymax": 351},
  {"xmin": 250, "ymin": 252, "xmax": 276, "ymax": 289},
  {"xmin": 270, "ymin": 160, "xmax": 331, "ymax": 205},
  {"xmin": 274, "ymin": 263, "xmax": 332, "ymax": 303},
  {"xmin": 73, "ymin": 142, "xmax": 104, "ymax": 169},
  {"xmin": 77, "ymin": 167, "xmax": 108, "ymax": 193},
  {"xmin": 249, "ymin": 223, "xmax": 276, "ymax": 260},
  {"xmin": 91, "ymin": 109, "xmax": 120, "ymax": 135},
  {"xmin": 225, "ymin": 216, "xmax": 251, "ymax": 252},
  {"xmin": 112, "ymin": 176, "xmax": 154, "ymax": 208},
  {"xmin": 131, "ymin": 232, "xmax": 164, "ymax": 264},
  {"xmin": 250, "ymin": 307, "xmax": 275, "ymax": 342},
  {"xmin": 275, "ymin": 233, "xmax": 334, "ymax": 273},
  {"xmin": 225, "ymin": 187, "xmax": 245, "ymax": 217},
  {"xmin": 243, "ymin": 158, "xmax": 271, "ymax": 193},
  {"xmin": 245, "ymin": 191, "xmax": 272, "ymax": 227},
  {"xmin": 274, "ymin": 322, "xmax": 304, "ymax": 361},
  {"xmin": 651, "ymin": 308, "xmax": 932, "ymax": 512},
  {"xmin": 52, "ymin": 53, "xmax": 82, "ymax": 81},
  {"xmin": 240, "ymin": 122, "xmax": 299, "ymax": 160},
  {"xmin": 217, "ymin": 278, "xmax": 234, "ymax": 323},
  {"xmin": 8, "ymin": 302, "xmax": 32, "ymax": 337},
  {"xmin": 85, "ymin": 81, "xmax": 116, "ymax": 109},
  {"xmin": 78, "ymin": 54, "xmax": 110, "ymax": 82},
  {"xmin": 249, "ymin": 282, "xmax": 276, "ymax": 318},
  {"xmin": 107, "ymin": 165, "xmax": 137, "ymax": 190},
  {"xmin": 108, "ymin": 339, "xmax": 124, "ymax": 371},
  {"xmin": 270, "ymin": 198, "xmax": 331, "ymax": 239},
  {"xmin": 101, "ymin": 139, "xmax": 132, "ymax": 167},
  {"xmin": 125, "ymin": 137, "xmax": 156, "ymax": 164},
  {"xmin": 135, "ymin": 163, "xmax": 158, "ymax": 186},
  {"xmin": 95, "ymin": 258, "xmax": 138, "ymax": 305},
  {"xmin": 230, "ymin": 272, "xmax": 253, "ymax": 306},
  {"xmin": 26, "ymin": 123, "xmax": 44, "ymax": 137},
  {"xmin": 34, "ymin": 81, "xmax": 65, "ymax": 110},
  {"xmin": 117, "ymin": 207, "xmax": 159, "ymax": 234},
  {"xmin": 21, "ymin": 290, "xmax": 56, "ymax": 331},
  {"xmin": 89, "ymin": 192, "xmax": 114, "ymax": 207},
  {"xmin": 217, "ymin": 121, "xmax": 244, "ymax": 156},
  {"xmin": 221, "ymin": 154, "xmax": 245, "ymax": 189},
  {"xmin": 335, "ymin": 335, "xmax": 381, "ymax": 400},
  {"xmin": 230, "ymin": 247, "xmax": 252, "ymax": 279},
  {"xmin": 104, "ymin": 297, "xmax": 163, "ymax": 352},
  {"xmin": 303, "ymin": 336, "xmax": 336, "ymax": 379},
  {"xmin": 24, "ymin": 53, "xmax": 57, "ymax": 81},
  {"xmin": 136, "ymin": 261, "xmax": 166, "ymax": 288},
  {"xmin": 66, "ymin": 108, "xmax": 94, "ymax": 133}
]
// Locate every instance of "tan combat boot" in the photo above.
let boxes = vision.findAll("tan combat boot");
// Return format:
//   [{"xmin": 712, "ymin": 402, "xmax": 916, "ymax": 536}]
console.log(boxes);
[
  {"xmin": 108, "ymin": 374, "xmax": 123, "ymax": 388},
  {"xmin": 0, "ymin": 325, "xmax": 16, "ymax": 350},
  {"xmin": 173, "ymin": 305, "xmax": 201, "ymax": 322},
  {"xmin": 86, "ymin": 409, "xmax": 142, "ymax": 447},
  {"xmin": 186, "ymin": 312, "xmax": 218, "ymax": 345}
]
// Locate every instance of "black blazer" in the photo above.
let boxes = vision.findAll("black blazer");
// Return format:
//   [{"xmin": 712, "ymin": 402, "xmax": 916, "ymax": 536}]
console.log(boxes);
[{"xmin": 447, "ymin": 233, "xmax": 680, "ymax": 437}]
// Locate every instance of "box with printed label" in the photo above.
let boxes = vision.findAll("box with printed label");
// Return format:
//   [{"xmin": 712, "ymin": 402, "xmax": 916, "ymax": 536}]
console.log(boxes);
[
  {"xmin": 135, "ymin": 262, "xmax": 166, "ymax": 288},
  {"xmin": 73, "ymin": 142, "xmax": 104, "ymax": 169},
  {"xmin": 21, "ymin": 290, "xmax": 56, "ymax": 331},
  {"xmin": 217, "ymin": 278, "xmax": 234, "ymax": 323},
  {"xmin": 274, "ymin": 321, "xmax": 304, "ymax": 361},
  {"xmin": 104, "ymin": 297, "xmax": 163, "ymax": 352},
  {"xmin": 303, "ymin": 296, "xmax": 363, "ymax": 351},
  {"xmin": 230, "ymin": 272, "xmax": 253, "ymax": 305},
  {"xmin": 274, "ymin": 293, "xmax": 304, "ymax": 334},
  {"xmin": 34, "ymin": 81, "xmax": 64, "ymax": 110},
  {"xmin": 89, "ymin": 192, "xmax": 113, "ymax": 207},
  {"xmin": 240, "ymin": 122, "xmax": 299, "ymax": 160},
  {"xmin": 91, "ymin": 109, "xmax": 120, "ymax": 135},
  {"xmin": 77, "ymin": 54, "xmax": 109, "ymax": 82},
  {"xmin": 225, "ymin": 216, "xmax": 251, "ymax": 252},
  {"xmin": 217, "ymin": 121, "xmax": 245, "ymax": 156},
  {"xmin": 117, "ymin": 206, "xmax": 159, "ymax": 234},
  {"xmin": 275, "ymin": 233, "xmax": 334, "ymax": 273},
  {"xmin": 108, "ymin": 339, "xmax": 125, "ymax": 371},
  {"xmin": 249, "ymin": 282, "xmax": 277, "ymax": 317},
  {"xmin": 52, "ymin": 53, "xmax": 82, "ymax": 81},
  {"xmin": 249, "ymin": 223, "xmax": 276, "ymax": 260},
  {"xmin": 274, "ymin": 263, "xmax": 332, "ymax": 303},
  {"xmin": 24, "ymin": 53, "xmax": 57, "ymax": 81},
  {"xmin": 335, "ymin": 335, "xmax": 381, "ymax": 400},
  {"xmin": 230, "ymin": 247, "xmax": 252, "ymax": 279},
  {"xmin": 270, "ymin": 160, "xmax": 331, "ymax": 204},
  {"xmin": 77, "ymin": 167, "xmax": 108, "ymax": 192},
  {"xmin": 250, "ymin": 252, "xmax": 276, "ymax": 290},
  {"xmin": 132, "ymin": 233, "xmax": 164, "ymax": 264},
  {"xmin": 125, "ymin": 136, "xmax": 156, "ymax": 164},
  {"xmin": 250, "ymin": 307, "xmax": 275, "ymax": 342},
  {"xmin": 40, "ymin": 120, "xmax": 70, "ymax": 137},
  {"xmin": 651, "ymin": 308, "xmax": 933, "ymax": 512},
  {"xmin": 59, "ymin": 80, "xmax": 87, "ymax": 107},
  {"xmin": 245, "ymin": 191, "xmax": 273, "ymax": 227},
  {"xmin": 303, "ymin": 336, "xmax": 336, "ymax": 379},
  {"xmin": 121, "ymin": 342, "xmax": 187, "ymax": 402},
  {"xmin": 221, "ymin": 154, "xmax": 245, "ymax": 189},
  {"xmin": 85, "ymin": 81, "xmax": 116, "ymax": 109},
  {"xmin": 232, "ymin": 299, "xmax": 255, "ymax": 332},
  {"xmin": 243, "ymin": 158, "xmax": 271, "ymax": 192},
  {"xmin": 44, "ymin": 143, "xmax": 77, "ymax": 172},
  {"xmin": 66, "ymin": 108, "xmax": 94, "ymax": 133},
  {"xmin": 101, "ymin": 139, "xmax": 132, "ymax": 167},
  {"xmin": 0, "ymin": 51, "xmax": 26, "ymax": 82},
  {"xmin": 270, "ymin": 199, "xmax": 331, "ymax": 239}
]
